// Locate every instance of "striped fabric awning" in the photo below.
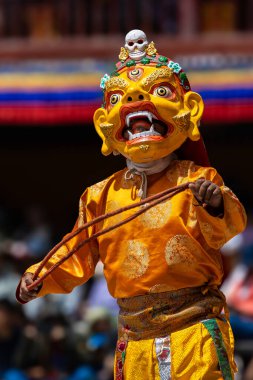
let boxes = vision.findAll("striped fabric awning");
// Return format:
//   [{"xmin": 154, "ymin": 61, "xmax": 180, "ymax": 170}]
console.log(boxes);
[
  {"xmin": 0, "ymin": 60, "xmax": 252, "ymax": 125},
  {"xmin": 188, "ymin": 68, "xmax": 253, "ymax": 124}
]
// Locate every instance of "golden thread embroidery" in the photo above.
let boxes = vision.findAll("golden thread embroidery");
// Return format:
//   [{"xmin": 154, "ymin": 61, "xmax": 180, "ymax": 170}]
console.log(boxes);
[
  {"xmin": 140, "ymin": 201, "xmax": 172, "ymax": 229},
  {"xmin": 78, "ymin": 199, "xmax": 85, "ymax": 228},
  {"xmin": 122, "ymin": 240, "xmax": 149, "ymax": 279},
  {"xmin": 166, "ymin": 161, "xmax": 191, "ymax": 185},
  {"xmin": 199, "ymin": 222, "xmax": 213, "ymax": 240},
  {"xmin": 90, "ymin": 178, "xmax": 109, "ymax": 198},
  {"xmin": 165, "ymin": 235, "xmax": 200, "ymax": 265},
  {"xmin": 199, "ymin": 222, "xmax": 225, "ymax": 249}
]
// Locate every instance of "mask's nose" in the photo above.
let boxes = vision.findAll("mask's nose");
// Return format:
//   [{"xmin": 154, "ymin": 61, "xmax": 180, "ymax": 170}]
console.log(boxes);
[{"xmin": 124, "ymin": 87, "xmax": 150, "ymax": 103}]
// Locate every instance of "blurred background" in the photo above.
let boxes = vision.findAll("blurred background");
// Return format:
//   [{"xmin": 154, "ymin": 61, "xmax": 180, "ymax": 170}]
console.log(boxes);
[{"xmin": 0, "ymin": 0, "xmax": 253, "ymax": 379}]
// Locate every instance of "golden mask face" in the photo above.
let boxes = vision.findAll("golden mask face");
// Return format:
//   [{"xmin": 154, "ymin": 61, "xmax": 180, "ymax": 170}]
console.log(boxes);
[{"xmin": 94, "ymin": 65, "xmax": 204, "ymax": 163}]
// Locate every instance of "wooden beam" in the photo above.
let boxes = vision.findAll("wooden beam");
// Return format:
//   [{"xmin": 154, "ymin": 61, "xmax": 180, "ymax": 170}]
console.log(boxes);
[{"xmin": 0, "ymin": 34, "xmax": 252, "ymax": 60}]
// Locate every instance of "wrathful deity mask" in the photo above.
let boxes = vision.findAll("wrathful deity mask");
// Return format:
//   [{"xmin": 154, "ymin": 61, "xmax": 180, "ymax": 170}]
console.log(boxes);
[{"xmin": 94, "ymin": 29, "xmax": 205, "ymax": 164}]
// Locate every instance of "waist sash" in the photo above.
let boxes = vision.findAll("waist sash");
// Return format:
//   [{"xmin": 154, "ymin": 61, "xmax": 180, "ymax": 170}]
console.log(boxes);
[{"xmin": 117, "ymin": 286, "xmax": 227, "ymax": 341}]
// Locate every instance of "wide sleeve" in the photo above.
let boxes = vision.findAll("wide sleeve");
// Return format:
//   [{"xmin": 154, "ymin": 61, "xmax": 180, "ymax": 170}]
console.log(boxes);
[
  {"xmin": 191, "ymin": 166, "xmax": 247, "ymax": 250},
  {"xmin": 17, "ymin": 187, "xmax": 100, "ymax": 301}
]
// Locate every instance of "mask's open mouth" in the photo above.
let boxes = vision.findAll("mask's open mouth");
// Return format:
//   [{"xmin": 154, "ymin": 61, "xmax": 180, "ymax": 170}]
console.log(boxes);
[{"xmin": 118, "ymin": 110, "xmax": 170, "ymax": 145}]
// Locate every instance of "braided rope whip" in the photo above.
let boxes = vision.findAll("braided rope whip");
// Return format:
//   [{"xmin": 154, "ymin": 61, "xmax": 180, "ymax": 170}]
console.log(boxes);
[{"xmin": 27, "ymin": 181, "xmax": 193, "ymax": 291}]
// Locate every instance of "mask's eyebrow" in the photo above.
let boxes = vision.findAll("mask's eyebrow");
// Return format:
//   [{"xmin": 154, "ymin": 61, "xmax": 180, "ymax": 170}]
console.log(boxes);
[
  {"xmin": 141, "ymin": 68, "xmax": 174, "ymax": 88},
  {"xmin": 105, "ymin": 77, "xmax": 128, "ymax": 91}
]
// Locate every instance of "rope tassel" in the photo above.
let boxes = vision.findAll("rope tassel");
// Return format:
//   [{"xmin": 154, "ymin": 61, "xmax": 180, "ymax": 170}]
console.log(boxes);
[{"xmin": 27, "ymin": 182, "xmax": 192, "ymax": 291}]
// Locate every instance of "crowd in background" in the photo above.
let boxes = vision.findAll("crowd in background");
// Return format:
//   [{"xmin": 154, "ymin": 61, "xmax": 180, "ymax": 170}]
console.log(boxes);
[
  {"xmin": 0, "ymin": 205, "xmax": 117, "ymax": 380},
  {"xmin": 0, "ymin": 204, "xmax": 252, "ymax": 380}
]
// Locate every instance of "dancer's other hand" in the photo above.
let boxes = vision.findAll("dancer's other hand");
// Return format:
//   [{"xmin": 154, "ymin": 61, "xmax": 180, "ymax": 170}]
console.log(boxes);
[{"xmin": 189, "ymin": 179, "xmax": 223, "ymax": 215}]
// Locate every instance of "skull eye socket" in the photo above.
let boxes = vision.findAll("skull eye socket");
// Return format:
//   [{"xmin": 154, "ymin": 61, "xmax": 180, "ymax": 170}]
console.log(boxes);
[
  {"xmin": 110, "ymin": 93, "xmax": 122, "ymax": 105},
  {"xmin": 153, "ymin": 86, "xmax": 173, "ymax": 98},
  {"xmin": 128, "ymin": 41, "xmax": 134, "ymax": 47},
  {"xmin": 137, "ymin": 39, "xmax": 144, "ymax": 44}
]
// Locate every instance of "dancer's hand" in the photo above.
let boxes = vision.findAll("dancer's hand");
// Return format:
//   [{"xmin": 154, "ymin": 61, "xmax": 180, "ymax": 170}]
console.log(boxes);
[
  {"xmin": 189, "ymin": 179, "xmax": 223, "ymax": 210},
  {"xmin": 19, "ymin": 272, "xmax": 41, "ymax": 302}
]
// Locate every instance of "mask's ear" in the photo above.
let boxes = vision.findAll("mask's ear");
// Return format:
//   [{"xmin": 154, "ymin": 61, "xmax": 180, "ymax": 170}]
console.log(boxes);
[
  {"xmin": 184, "ymin": 91, "xmax": 204, "ymax": 141},
  {"xmin": 93, "ymin": 108, "xmax": 114, "ymax": 156}
]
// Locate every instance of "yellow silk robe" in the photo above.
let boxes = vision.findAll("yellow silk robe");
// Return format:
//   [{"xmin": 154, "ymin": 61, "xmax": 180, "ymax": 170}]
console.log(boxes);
[{"xmin": 25, "ymin": 159, "xmax": 246, "ymax": 379}]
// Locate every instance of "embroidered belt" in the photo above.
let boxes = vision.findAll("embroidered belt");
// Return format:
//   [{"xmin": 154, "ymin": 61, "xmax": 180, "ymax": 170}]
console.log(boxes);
[{"xmin": 117, "ymin": 286, "xmax": 227, "ymax": 341}]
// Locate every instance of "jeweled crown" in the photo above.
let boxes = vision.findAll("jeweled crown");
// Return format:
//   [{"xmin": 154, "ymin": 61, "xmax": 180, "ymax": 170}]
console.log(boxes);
[{"xmin": 100, "ymin": 29, "xmax": 191, "ymax": 94}]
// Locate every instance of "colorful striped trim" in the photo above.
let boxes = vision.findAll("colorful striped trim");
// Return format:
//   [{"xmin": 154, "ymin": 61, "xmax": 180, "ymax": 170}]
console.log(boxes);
[
  {"xmin": 155, "ymin": 336, "xmax": 171, "ymax": 380},
  {"xmin": 202, "ymin": 319, "xmax": 233, "ymax": 380},
  {"xmin": 0, "ymin": 60, "xmax": 252, "ymax": 125},
  {"xmin": 115, "ymin": 339, "xmax": 127, "ymax": 380}
]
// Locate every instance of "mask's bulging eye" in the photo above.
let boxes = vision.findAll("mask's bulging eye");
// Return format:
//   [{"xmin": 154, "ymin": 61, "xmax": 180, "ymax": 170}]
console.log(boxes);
[
  {"xmin": 153, "ymin": 86, "xmax": 172, "ymax": 98},
  {"xmin": 110, "ymin": 93, "xmax": 122, "ymax": 105}
]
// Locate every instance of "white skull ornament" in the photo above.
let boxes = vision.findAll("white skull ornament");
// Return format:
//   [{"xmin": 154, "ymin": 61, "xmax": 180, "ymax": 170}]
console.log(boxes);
[{"xmin": 125, "ymin": 29, "xmax": 148, "ymax": 61}]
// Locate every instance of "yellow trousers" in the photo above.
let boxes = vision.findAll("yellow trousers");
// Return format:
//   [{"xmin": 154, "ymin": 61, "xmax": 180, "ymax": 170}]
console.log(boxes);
[{"xmin": 115, "ymin": 318, "xmax": 236, "ymax": 380}]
